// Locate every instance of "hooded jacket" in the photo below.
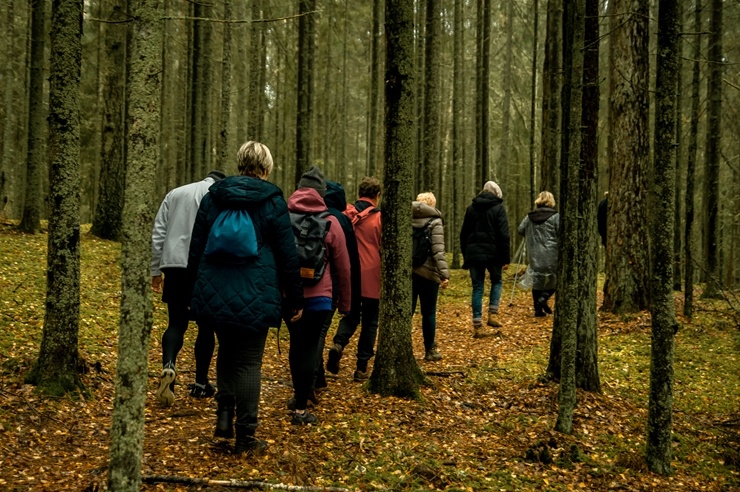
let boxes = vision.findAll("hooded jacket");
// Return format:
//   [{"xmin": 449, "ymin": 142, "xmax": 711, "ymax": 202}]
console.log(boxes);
[
  {"xmin": 344, "ymin": 198, "xmax": 381, "ymax": 300},
  {"xmin": 459, "ymin": 192, "xmax": 511, "ymax": 268},
  {"xmin": 518, "ymin": 206, "xmax": 559, "ymax": 290},
  {"xmin": 187, "ymin": 176, "xmax": 303, "ymax": 334},
  {"xmin": 325, "ymin": 181, "xmax": 361, "ymax": 312},
  {"xmin": 412, "ymin": 201, "xmax": 450, "ymax": 284},
  {"xmin": 288, "ymin": 187, "xmax": 352, "ymax": 314}
]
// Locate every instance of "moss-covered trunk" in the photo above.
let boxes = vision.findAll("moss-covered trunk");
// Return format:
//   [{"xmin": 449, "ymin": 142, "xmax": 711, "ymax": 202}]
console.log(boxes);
[{"xmin": 107, "ymin": 0, "xmax": 161, "ymax": 489}]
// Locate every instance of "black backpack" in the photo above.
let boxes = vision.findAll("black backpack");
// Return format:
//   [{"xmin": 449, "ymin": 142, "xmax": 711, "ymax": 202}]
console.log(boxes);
[
  {"xmin": 290, "ymin": 211, "xmax": 332, "ymax": 286},
  {"xmin": 411, "ymin": 219, "xmax": 434, "ymax": 267}
]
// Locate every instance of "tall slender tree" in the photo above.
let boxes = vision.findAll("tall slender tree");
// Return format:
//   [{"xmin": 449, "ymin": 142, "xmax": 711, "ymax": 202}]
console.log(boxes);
[
  {"xmin": 451, "ymin": 0, "xmax": 464, "ymax": 269},
  {"xmin": 295, "ymin": 0, "xmax": 316, "ymax": 183},
  {"xmin": 26, "ymin": 0, "xmax": 84, "ymax": 396},
  {"xmin": 108, "ymin": 0, "xmax": 162, "ymax": 488},
  {"xmin": 421, "ymin": 0, "xmax": 440, "ymax": 195},
  {"xmin": 367, "ymin": 0, "xmax": 383, "ymax": 176},
  {"xmin": 702, "ymin": 0, "xmax": 723, "ymax": 298},
  {"xmin": 528, "ymin": 0, "xmax": 539, "ymax": 203},
  {"xmin": 499, "ymin": 0, "xmax": 515, "ymax": 171},
  {"xmin": 218, "ymin": 0, "xmax": 232, "ymax": 169},
  {"xmin": 370, "ymin": 0, "xmax": 423, "ymax": 397},
  {"xmin": 646, "ymin": 0, "xmax": 679, "ymax": 475},
  {"xmin": 603, "ymin": 0, "xmax": 650, "ymax": 314},
  {"xmin": 91, "ymin": 0, "xmax": 127, "ymax": 241},
  {"xmin": 539, "ymin": 0, "xmax": 561, "ymax": 194},
  {"xmin": 18, "ymin": 0, "xmax": 46, "ymax": 234}
]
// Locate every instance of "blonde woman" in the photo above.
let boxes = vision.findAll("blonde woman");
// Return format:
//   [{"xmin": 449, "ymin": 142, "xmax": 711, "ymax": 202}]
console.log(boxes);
[
  {"xmin": 518, "ymin": 191, "xmax": 559, "ymax": 317},
  {"xmin": 412, "ymin": 192, "xmax": 449, "ymax": 360}
]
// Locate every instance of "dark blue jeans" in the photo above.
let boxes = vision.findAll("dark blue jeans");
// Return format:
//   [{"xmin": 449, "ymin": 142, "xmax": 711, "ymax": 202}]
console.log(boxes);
[
  {"xmin": 411, "ymin": 274, "xmax": 440, "ymax": 351},
  {"xmin": 333, "ymin": 297, "xmax": 380, "ymax": 372},
  {"xmin": 468, "ymin": 264, "xmax": 503, "ymax": 320}
]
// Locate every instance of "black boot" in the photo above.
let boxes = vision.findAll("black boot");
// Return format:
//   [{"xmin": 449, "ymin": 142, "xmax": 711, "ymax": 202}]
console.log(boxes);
[
  {"xmin": 234, "ymin": 425, "xmax": 267, "ymax": 455},
  {"xmin": 214, "ymin": 405, "xmax": 234, "ymax": 438}
]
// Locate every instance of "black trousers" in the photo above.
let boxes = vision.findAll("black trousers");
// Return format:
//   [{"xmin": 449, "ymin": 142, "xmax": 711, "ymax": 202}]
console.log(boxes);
[
  {"xmin": 286, "ymin": 310, "xmax": 330, "ymax": 410},
  {"xmin": 532, "ymin": 289, "xmax": 555, "ymax": 314},
  {"xmin": 332, "ymin": 297, "xmax": 380, "ymax": 372}
]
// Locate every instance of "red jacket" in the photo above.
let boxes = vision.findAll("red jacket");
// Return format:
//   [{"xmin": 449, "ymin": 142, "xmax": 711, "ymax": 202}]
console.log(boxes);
[
  {"xmin": 288, "ymin": 188, "xmax": 352, "ymax": 313},
  {"xmin": 344, "ymin": 198, "xmax": 381, "ymax": 300}
]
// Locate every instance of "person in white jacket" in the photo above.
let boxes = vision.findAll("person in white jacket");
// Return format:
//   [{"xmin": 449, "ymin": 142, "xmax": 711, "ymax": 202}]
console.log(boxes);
[{"xmin": 151, "ymin": 170, "xmax": 225, "ymax": 406}]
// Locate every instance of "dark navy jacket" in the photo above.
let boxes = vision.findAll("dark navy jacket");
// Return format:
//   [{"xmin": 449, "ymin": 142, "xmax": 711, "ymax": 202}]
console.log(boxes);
[
  {"xmin": 459, "ymin": 191, "xmax": 511, "ymax": 268},
  {"xmin": 187, "ymin": 176, "xmax": 303, "ymax": 334}
]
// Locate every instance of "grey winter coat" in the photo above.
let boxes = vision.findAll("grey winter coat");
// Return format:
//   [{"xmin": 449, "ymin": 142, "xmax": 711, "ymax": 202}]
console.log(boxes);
[
  {"xmin": 412, "ymin": 201, "xmax": 450, "ymax": 284},
  {"xmin": 518, "ymin": 207, "xmax": 559, "ymax": 290}
]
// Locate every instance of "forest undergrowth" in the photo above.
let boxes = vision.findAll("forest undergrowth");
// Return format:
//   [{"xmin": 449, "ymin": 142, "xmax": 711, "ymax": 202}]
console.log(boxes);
[{"xmin": 0, "ymin": 222, "xmax": 738, "ymax": 491}]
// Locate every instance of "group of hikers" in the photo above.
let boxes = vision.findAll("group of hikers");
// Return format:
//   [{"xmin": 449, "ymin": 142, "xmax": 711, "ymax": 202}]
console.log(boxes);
[{"xmin": 149, "ymin": 140, "xmax": 561, "ymax": 455}]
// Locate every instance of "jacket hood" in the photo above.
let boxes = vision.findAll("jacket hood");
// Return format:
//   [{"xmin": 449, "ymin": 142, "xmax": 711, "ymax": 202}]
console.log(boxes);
[
  {"xmin": 288, "ymin": 187, "xmax": 328, "ymax": 214},
  {"xmin": 208, "ymin": 176, "xmax": 282, "ymax": 209},
  {"xmin": 324, "ymin": 180, "xmax": 348, "ymax": 212},
  {"xmin": 472, "ymin": 191, "xmax": 503, "ymax": 210},
  {"xmin": 528, "ymin": 207, "xmax": 557, "ymax": 224},
  {"xmin": 412, "ymin": 201, "xmax": 442, "ymax": 220}
]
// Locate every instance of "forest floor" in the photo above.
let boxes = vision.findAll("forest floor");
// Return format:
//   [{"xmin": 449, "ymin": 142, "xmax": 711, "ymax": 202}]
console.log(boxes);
[{"xmin": 0, "ymin": 222, "xmax": 739, "ymax": 491}]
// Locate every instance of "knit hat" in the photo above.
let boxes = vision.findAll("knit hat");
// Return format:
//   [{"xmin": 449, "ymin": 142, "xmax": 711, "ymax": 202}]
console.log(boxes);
[
  {"xmin": 207, "ymin": 170, "xmax": 226, "ymax": 181},
  {"xmin": 298, "ymin": 166, "xmax": 326, "ymax": 197},
  {"xmin": 483, "ymin": 181, "xmax": 502, "ymax": 198}
]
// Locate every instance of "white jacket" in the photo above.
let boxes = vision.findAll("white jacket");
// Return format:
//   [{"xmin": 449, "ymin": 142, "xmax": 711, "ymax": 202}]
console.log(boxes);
[{"xmin": 151, "ymin": 177, "xmax": 216, "ymax": 276}]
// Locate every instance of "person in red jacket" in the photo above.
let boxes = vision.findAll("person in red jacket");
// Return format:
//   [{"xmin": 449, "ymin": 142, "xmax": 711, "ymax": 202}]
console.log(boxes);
[
  {"xmin": 286, "ymin": 167, "xmax": 351, "ymax": 424},
  {"xmin": 326, "ymin": 176, "xmax": 382, "ymax": 381}
]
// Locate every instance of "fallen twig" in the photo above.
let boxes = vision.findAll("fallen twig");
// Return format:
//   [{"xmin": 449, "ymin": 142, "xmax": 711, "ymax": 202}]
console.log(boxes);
[
  {"xmin": 424, "ymin": 370, "xmax": 467, "ymax": 377},
  {"xmin": 141, "ymin": 475, "xmax": 351, "ymax": 491}
]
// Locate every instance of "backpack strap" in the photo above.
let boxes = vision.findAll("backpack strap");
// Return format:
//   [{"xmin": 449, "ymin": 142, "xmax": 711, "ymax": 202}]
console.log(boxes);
[{"xmin": 351, "ymin": 206, "xmax": 379, "ymax": 227}]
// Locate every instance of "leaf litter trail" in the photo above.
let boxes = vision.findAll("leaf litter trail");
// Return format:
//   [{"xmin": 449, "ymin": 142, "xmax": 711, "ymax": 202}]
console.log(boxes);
[{"xmin": 0, "ymin": 225, "xmax": 737, "ymax": 491}]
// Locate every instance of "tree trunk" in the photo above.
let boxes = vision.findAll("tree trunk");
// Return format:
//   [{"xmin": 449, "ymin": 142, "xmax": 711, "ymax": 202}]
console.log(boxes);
[
  {"xmin": 421, "ymin": 0, "xmax": 440, "ymax": 195},
  {"xmin": 190, "ymin": 2, "xmax": 212, "ymax": 181},
  {"xmin": 672, "ymin": 0, "xmax": 684, "ymax": 292},
  {"xmin": 367, "ymin": 0, "xmax": 382, "ymax": 177},
  {"xmin": 480, "ymin": 0, "xmax": 491, "ymax": 182},
  {"xmin": 528, "ymin": 0, "xmax": 539, "ymax": 204},
  {"xmin": 646, "ymin": 0, "xmax": 679, "ymax": 475},
  {"xmin": 603, "ymin": 0, "xmax": 650, "ymax": 314},
  {"xmin": 474, "ymin": 0, "xmax": 483, "ymax": 189},
  {"xmin": 701, "ymin": 0, "xmax": 723, "ymax": 299},
  {"xmin": 539, "ymin": 0, "xmax": 561, "ymax": 194},
  {"xmin": 107, "ymin": 0, "xmax": 161, "ymax": 489},
  {"xmin": 218, "ymin": 0, "xmax": 232, "ymax": 170},
  {"xmin": 451, "ymin": 0, "xmax": 464, "ymax": 269},
  {"xmin": 247, "ymin": 0, "xmax": 263, "ymax": 140},
  {"xmin": 1, "ymin": 0, "xmax": 18, "ymax": 213},
  {"xmin": 554, "ymin": 0, "xmax": 585, "ymax": 435},
  {"xmin": 26, "ymin": 0, "xmax": 83, "ymax": 396},
  {"xmin": 499, "ymin": 0, "xmax": 514, "ymax": 171},
  {"xmin": 295, "ymin": 0, "xmax": 316, "ymax": 183},
  {"xmin": 370, "ymin": 0, "xmax": 423, "ymax": 397},
  {"xmin": 91, "ymin": 0, "xmax": 126, "ymax": 241},
  {"xmin": 18, "ymin": 0, "xmax": 46, "ymax": 234}
]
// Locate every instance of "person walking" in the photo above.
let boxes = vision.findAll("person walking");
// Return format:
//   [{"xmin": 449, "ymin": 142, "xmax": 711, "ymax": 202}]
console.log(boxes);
[
  {"xmin": 412, "ymin": 192, "xmax": 449, "ymax": 361},
  {"xmin": 313, "ymin": 180, "xmax": 360, "ymax": 392},
  {"xmin": 326, "ymin": 176, "xmax": 382, "ymax": 381},
  {"xmin": 151, "ymin": 170, "xmax": 225, "ymax": 406},
  {"xmin": 285, "ymin": 167, "xmax": 351, "ymax": 424},
  {"xmin": 518, "ymin": 191, "xmax": 559, "ymax": 317},
  {"xmin": 459, "ymin": 181, "xmax": 511, "ymax": 337},
  {"xmin": 187, "ymin": 141, "xmax": 303, "ymax": 454}
]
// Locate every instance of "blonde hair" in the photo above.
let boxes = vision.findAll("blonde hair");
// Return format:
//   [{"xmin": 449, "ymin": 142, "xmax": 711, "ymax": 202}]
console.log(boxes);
[
  {"xmin": 535, "ymin": 191, "xmax": 556, "ymax": 208},
  {"xmin": 416, "ymin": 192, "xmax": 436, "ymax": 207},
  {"xmin": 237, "ymin": 141, "xmax": 274, "ymax": 178}
]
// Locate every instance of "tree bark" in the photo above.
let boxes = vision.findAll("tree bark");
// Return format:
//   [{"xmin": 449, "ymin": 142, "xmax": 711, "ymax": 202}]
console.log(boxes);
[
  {"xmin": 107, "ymin": 0, "xmax": 161, "ymax": 489},
  {"xmin": 672, "ymin": 0, "xmax": 684, "ymax": 292},
  {"xmin": 370, "ymin": 0, "xmax": 424, "ymax": 397},
  {"xmin": 603, "ymin": 0, "xmax": 651, "ymax": 314},
  {"xmin": 247, "ymin": 0, "xmax": 263, "ymax": 140},
  {"xmin": 451, "ymin": 0, "xmax": 464, "ymax": 269},
  {"xmin": 646, "ymin": 0, "xmax": 679, "ymax": 475},
  {"xmin": 367, "ymin": 0, "xmax": 383, "ymax": 177},
  {"xmin": 91, "ymin": 0, "xmax": 126, "ymax": 241},
  {"xmin": 421, "ymin": 0, "xmax": 440, "ymax": 195},
  {"xmin": 701, "ymin": 0, "xmax": 723, "ymax": 299},
  {"xmin": 499, "ymin": 0, "xmax": 514, "ymax": 171},
  {"xmin": 18, "ymin": 0, "xmax": 46, "ymax": 234},
  {"xmin": 528, "ymin": 0, "xmax": 539, "ymax": 204},
  {"xmin": 218, "ymin": 0, "xmax": 232, "ymax": 170},
  {"xmin": 26, "ymin": 0, "xmax": 83, "ymax": 396},
  {"xmin": 295, "ymin": 0, "xmax": 316, "ymax": 183},
  {"xmin": 539, "ymin": 0, "xmax": 561, "ymax": 194}
]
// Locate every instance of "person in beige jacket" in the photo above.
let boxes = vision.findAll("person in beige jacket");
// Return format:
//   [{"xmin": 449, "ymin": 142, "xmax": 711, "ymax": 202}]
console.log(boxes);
[{"xmin": 412, "ymin": 192, "xmax": 450, "ymax": 361}]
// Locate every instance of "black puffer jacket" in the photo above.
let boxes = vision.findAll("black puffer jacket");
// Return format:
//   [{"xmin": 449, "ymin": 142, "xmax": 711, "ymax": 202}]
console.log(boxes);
[
  {"xmin": 459, "ymin": 192, "xmax": 511, "ymax": 268},
  {"xmin": 324, "ymin": 180, "xmax": 361, "ymax": 313},
  {"xmin": 187, "ymin": 176, "xmax": 303, "ymax": 335}
]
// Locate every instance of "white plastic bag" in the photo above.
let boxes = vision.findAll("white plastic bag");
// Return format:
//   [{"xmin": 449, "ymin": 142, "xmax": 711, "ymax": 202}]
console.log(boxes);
[{"xmin": 517, "ymin": 265, "xmax": 534, "ymax": 290}]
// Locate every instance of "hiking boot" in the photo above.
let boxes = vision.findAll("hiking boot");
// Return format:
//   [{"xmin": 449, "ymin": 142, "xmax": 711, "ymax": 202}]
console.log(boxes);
[
  {"xmin": 538, "ymin": 297, "xmax": 553, "ymax": 315},
  {"xmin": 326, "ymin": 343, "xmax": 343, "ymax": 375},
  {"xmin": 188, "ymin": 382, "xmax": 216, "ymax": 398},
  {"xmin": 214, "ymin": 406, "xmax": 235, "ymax": 438},
  {"xmin": 286, "ymin": 390, "xmax": 319, "ymax": 411},
  {"xmin": 291, "ymin": 410, "xmax": 318, "ymax": 425},
  {"xmin": 473, "ymin": 326, "xmax": 493, "ymax": 339},
  {"xmin": 534, "ymin": 311, "xmax": 546, "ymax": 318},
  {"xmin": 156, "ymin": 363, "xmax": 176, "ymax": 406},
  {"xmin": 487, "ymin": 312, "xmax": 502, "ymax": 328},
  {"xmin": 424, "ymin": 345, "xmax": 443, "ymax": 362},
  {"xmin": 234, "ymin": 426, "xmax": 267, "ymax": 455},
  {"xmin": 353, "ymin": 369, "xmax": 370, "ymax": 382}
]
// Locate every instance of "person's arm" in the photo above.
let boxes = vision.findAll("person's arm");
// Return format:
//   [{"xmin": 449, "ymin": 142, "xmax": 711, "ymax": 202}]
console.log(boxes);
[
  {"xmin": 459, "ymin": 208, "xmax": 472, "ymax": 258},
  {"xmin": 151, "ymin": 196, "xmax": 169, "ymax": 278},
  {"xmin": 430, "ymin": 218, "xmax": 449, "ymax": 281},
  {"xmin": 518, "ymin": 216, "xmax": 529, "ymax": 236},
  {"xmin": 185, "ymin": 194, "xmax": 215, "ymax": 296},
  {"xmin": 268, "ymin": 196, "xmax": 304, "ymax": 314},
  {"xmin": 496, "ymin": 206, "xmax": 511, "ymax": 265},
  {"xmin": 327, "ymin": 217, "xmax": 352, "ymax": 314}
]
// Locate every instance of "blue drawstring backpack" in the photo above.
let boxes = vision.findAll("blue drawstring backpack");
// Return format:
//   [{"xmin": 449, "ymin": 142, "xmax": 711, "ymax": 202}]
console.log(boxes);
[{"xmin": 204, "ymin": 209, "xmax": 259, "ymax": 261}]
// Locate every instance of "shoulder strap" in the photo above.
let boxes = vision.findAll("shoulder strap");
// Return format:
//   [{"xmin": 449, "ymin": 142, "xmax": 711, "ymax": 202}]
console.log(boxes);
[{"xmin": 351, "ymin": 206, "xmax": 379, "ymax": 226}]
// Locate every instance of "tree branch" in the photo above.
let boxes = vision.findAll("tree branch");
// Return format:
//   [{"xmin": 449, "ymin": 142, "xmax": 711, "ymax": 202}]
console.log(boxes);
[{"xmin": 142, "ymin": 475, "xmax": 351, "ymax": 491}]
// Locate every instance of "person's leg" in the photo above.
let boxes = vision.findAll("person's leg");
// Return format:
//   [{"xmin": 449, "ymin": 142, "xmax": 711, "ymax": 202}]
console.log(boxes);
[
  {"xmin": 411, "ymin": 273, "xmax": 420, "ymax": 315},
  {"xmin": 488, "ymin": 265, "xmax": 503, "ymax": 313},
  {"xmin": 327, "ymin": 306, "xmax": 360, "ymax": 374},
  {"xmin": 540, "ymin": 289, "xmax": 555, "ymax": 314},
  {"xmin": 355, "ymin": 297, "xmax": 380, "ymax": 378},
  {"xmin": 190, "ymin": 321, "xmax": 216, "ymax": 396},
  {"xmin": 532, "ymin": 289, "xmax": 544, "ymax": 316},
  {"xmin": 417, "ymin": 276, "xmax": 440, "ymax": 353},
  {"xmin": 157, "ymin": 275, "xmax": 189, "ymax": 406},
  {"xmin": 214, "ymin": 326, "xmax": 237, "ymax": 438},
  {"xmin": 469, "ymin": 265, "xmax": 485, "ymax": 325},
  {"xmin": 231, "ymin": 330, "xmax": 268, "ymax": 435},
  {"xmin": 314, "ymin": 309, "xmax": 335, "ymax": 390}
]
